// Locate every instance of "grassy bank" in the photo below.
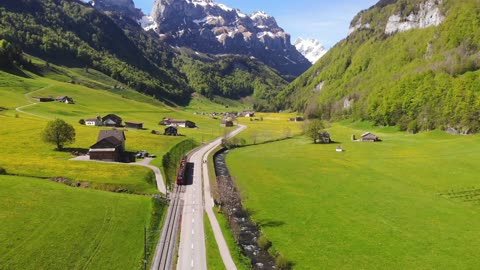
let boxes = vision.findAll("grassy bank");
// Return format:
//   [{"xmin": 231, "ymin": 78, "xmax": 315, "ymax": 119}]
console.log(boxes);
[
  {"xmin": 0, "ymin": 175, "xmax": 162, "ymax": 270},
  {"xmin": 227, "ymin": 122, "xmax": 480, "ymax": 269}
]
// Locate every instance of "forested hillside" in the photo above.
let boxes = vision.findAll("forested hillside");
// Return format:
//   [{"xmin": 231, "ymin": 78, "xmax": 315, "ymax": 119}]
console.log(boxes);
[
  {"xmin": 0, "ymin": 0, "xmax": 286, "ymax": 107},
  {"xmin": 278, "ymin": 0, "xmax": 480, "ymax": 133}
]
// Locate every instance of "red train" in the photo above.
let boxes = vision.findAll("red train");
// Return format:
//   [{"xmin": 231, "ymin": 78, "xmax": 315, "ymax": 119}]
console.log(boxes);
[{"xmin": 176, "ymin": 156, "xmax": 188, "ymax": 185}]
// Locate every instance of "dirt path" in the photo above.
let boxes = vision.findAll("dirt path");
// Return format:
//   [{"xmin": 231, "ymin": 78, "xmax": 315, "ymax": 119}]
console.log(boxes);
[{"xmin": 15, "ymin": 85, "xmax": 54, "ymax": 119}]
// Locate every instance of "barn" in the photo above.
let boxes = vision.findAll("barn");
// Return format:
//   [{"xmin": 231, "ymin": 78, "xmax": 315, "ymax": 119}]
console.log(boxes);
[
  {"xmin": 164, "ymin": 126, "xmax": 178, "ymax": 136},
  {"xmin": 361, "ymin": 132, "xmax": 381, "ymax": 142},
  {"xmin": 89, "ymin": 130, "xmax": 126, "ymax": 162},
  {"xmin": 125, "ymin": 121, "xmax": 144, "ymax": 129},
  {"xmin": 102, "ymin": 114, "xmax": 123, "ymax": 127}
]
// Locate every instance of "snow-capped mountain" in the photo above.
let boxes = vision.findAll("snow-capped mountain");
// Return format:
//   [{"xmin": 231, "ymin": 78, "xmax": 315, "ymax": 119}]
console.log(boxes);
[
  {"xmin": 294, "ymin": 38, "xmax": 327, "ymax": 64},
  {"xmin": 149, "ymin": 0, "xmax": 311, "ymax": 77}
]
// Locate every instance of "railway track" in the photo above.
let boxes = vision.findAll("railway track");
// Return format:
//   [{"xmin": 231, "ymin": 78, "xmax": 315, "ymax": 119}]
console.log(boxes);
[{"xmin": 151, "ymin": 185, "xmax": 185, "ymax": 270}]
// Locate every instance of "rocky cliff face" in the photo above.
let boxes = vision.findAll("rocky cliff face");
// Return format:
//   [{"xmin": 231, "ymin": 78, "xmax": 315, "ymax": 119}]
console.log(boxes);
[
  {"xmin": 385, "ymin": 0, "xmax": 444, "ymax": 34},
  {"xmin": 349, "ymin": 0, "xmax": 445, "ymax": 36},
  {"xmin": 149, "ymin": 0, "xmax": 311, "ymax": 78},
  {"xmin": 89, "ymin": 0, "xmax": 143, "ymax": 19}
]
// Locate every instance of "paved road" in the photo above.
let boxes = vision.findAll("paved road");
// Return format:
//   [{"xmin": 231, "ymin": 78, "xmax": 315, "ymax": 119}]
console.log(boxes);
[
  {"xmin": 70, "ymin": 156, "xmax": 166, "ymax": 194},
  {"xmin": 177, "ymin": 125, "xmax": 246, "ymax": 270}
]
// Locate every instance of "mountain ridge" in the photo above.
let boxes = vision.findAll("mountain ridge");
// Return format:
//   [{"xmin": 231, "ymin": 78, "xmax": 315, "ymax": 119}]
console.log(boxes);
[
  {"xmin": 278, "ymin": 0, "xmax": 480, "ymax": 133},
  {"xmin": 149, "ymin": 0, "xmax": 311, "ymax": 79}
]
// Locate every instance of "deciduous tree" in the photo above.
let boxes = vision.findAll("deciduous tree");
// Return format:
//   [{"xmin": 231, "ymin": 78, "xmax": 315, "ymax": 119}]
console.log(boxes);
[
  {"xmin": 42, "ymin": 119, "xmax": 75, "ymax": 150},
  {"xmin": 304, "ymin": 119, "xmax": 326, "ymax": 144}
]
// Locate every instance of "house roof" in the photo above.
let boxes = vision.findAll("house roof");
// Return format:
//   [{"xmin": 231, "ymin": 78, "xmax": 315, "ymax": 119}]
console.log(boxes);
[
  {"xmin": 90, "ymin": 137, "xmax": 122, "ymax": 149},
  {"xmin": 86, "ymin": 118, "xmax": 98, "ymax": 122},
  {"xmin": 97, "ymin": 130, "xmax": 125, "ymax": 143},
  {"xmin": 362, "ymin": 132, "xmax": 376, "ymax": 137},
  {"xmin": 102, "ymin": 114, "xmax": 122, "ymax": 122},
  {"xmin": 165, "ymin": 126, "xmax": 177, "ymax": 130}
]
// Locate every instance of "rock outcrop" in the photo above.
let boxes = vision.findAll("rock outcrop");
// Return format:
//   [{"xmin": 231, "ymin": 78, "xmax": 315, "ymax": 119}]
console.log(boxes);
[
  {"xmin": 385, "ymin": 0, "xmax": 445, "ymax": 34},
  {"xmin": 149, "ymin": 0, "xmax": 311, "ymax": 78},
  {"xmin": 89, "ymin": 0, "xmax": 143, "ymax": 19}
]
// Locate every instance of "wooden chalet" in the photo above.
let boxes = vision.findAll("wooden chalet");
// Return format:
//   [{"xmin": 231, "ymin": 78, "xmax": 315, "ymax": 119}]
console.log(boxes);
[
  {"xmin": 55, "ymin": 96, "xmax": 75, "ymax": 104},
  {"xmin": 89, "ymin": 130, "xmax": 126, "ymax": 162},
  {"xmin": 102, "ymin": 114, "xmax": 122, "ymax": 127},
  {"xmin": 361, "ymin": 132, "xmax": 380, "ymax": 142},
  {"xmin": 125, "ymin": 121, "xmax": 143, "ymax": 129},
  {"xmin": 221, "ymin": 118, "xmax": 234, "ymax": 127},
  {"xmin": 170, "ymin": 120, "xmax": 196, "ymax": 128},
  {"xmin": 85, "ymin": 116, "xmax": 102, "ymax": 126},
  {"xmin": 289, "ymin": 116, "xmax": 304, "ymax": 122},
  {"xmin": 164, "ymin": 126, "xmax": 178, "ymax": 136}
]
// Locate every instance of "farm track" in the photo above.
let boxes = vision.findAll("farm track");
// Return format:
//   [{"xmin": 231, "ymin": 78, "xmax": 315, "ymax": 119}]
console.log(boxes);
[
  {"xmin": 15, "ymin": 84, "xmax": 54, "ymax": 119},
  {"xmin": 151, "ymin": 185, "xmax": 185, "ymax": 270}
]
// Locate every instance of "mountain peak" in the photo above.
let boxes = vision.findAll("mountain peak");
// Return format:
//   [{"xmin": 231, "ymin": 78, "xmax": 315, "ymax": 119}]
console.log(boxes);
[
  {"xmin": 89, "ymin": 0, "xmax": 143, "ymax": 19},
  {"xmin": 150, "ymin": 0, "xmax": 311, "ymax": 77},
  {"xmin": 294, "ymin": 38, "xmax": 327, "ymax": 64}
]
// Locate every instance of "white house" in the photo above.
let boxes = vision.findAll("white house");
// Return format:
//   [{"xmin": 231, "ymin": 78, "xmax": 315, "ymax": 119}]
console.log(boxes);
[{"xmin": 86, "ymin": 117, "xmax": 102, "ymax": 126}]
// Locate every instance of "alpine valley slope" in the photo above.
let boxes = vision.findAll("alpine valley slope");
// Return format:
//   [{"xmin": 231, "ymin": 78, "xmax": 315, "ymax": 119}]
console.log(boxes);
[
  {"xmin": 1, "ymin": 0, "xmax": 289, "ymax": 109},
  {"xmin": 278, "ymin": 0, "xmax": 480, "ymax": 134}
]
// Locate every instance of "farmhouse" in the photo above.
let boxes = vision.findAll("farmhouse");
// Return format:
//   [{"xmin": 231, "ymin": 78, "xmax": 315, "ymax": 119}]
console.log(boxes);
[
  {"xmin": 243, "ymin": 111, "xmax": 255, "ymax": 117},
  {"xmin": 33, "ymin": 97, "xmax": 54, "ymax": 102},
  {"xmin": 164, "ymin": 126, "xmax": 178, "ymax": 136},
  {"xmin": 102, "ymin": 114, "xmax": 122, "ymax": 127},
  {"xmin": 221, "ymin": 118, "xmax": 234, "ymax": 127},
  {"xmin": 125, "ymin": 121, "xmax": 143, "ymax": 129},
  {"xmin": 162, "ymin": 118, "xmax": 196, "ymax": 128},
  {"xmin": 159, "ymin": 117, "xmax": 172, "ymax": 125},
  {"xmin": 289, "ymin": 116, "xmax": 304, "ymax": 122},
  {"xmin": 89, "ymin": 130, "xmax": 126, "ymax": 162},
  {"xmin": 85, "ymin": 117, "xmax": 102, "ymax": 126},
  {"xmin": 361, "ymin": 132, "xmax": 381, "ymax": 142},
  {"xmin": 55, "ymin": 96, "xmax": 75, "ymax": 104}
]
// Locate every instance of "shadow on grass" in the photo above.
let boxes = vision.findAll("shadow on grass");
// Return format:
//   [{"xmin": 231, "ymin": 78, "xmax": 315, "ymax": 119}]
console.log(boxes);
[
  {"xmin": 59, "ymin": 147, "xmax": 89, "ymax": 155},
  {"xmin": 257, "ymin": 219, "xmax": 285, "ymax": 228}
]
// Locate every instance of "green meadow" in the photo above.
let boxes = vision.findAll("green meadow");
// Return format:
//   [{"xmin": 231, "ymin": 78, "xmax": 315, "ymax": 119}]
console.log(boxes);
[
  {"xmin": 0, "ymin": 59, "xmax": 242, "ymax": 269},
  {"xmin": 0, "ymin": 175, "xmax": 162, "ymax": 270},
  {"xmin": 227, "ymin": 122, "xmax": 480, "ymax": 269}
]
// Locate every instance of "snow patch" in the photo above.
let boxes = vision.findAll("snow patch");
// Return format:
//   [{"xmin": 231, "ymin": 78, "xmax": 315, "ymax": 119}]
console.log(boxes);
[{"xmin": 294, "ymin": 38, "xmax": 328, "ymax": 64}]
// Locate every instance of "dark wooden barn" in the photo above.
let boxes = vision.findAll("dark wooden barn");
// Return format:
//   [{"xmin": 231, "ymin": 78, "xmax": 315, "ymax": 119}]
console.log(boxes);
[
  {"xmin": 164, "ymin": 126, "xmax": 178, "ymax": 136},
  {"xmin": 89, "ymin": 130, "xmax": 126, "ymax": 162}
]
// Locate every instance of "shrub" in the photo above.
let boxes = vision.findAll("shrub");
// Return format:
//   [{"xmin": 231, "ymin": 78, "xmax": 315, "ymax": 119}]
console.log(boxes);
[
  {"xmin": 0, "ymin": 167, "xmax": 6, "ymax": 175},
  {"xmin": 275, "ymin": 253, "xmax": 290, "ymax": 270},
  {"xmin": 257, "ymin": 234, "xmax": 272, "ymax": 250}
]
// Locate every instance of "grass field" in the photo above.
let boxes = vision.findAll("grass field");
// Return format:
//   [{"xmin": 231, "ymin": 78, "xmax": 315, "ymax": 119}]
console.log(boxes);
[
  {"xmin": 235, "ymin": 113, "xmax": 303, "ymax": 145},
  {"xmin": 227, "ymin": 122, "xmax": 480, "ymax": 269},
  {"xmin": 0, "ymin": 175, "xmax": 163, "ymax": 270},
  {"xmin": 0, "ymin": 60, "xmax": 237, "ymax": 269}
]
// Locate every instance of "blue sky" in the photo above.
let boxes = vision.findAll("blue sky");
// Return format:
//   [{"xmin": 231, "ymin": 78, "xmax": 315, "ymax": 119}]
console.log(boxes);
[{"xmin": 133, "ymin": 0, "xmax": 378, "ymax": 48}]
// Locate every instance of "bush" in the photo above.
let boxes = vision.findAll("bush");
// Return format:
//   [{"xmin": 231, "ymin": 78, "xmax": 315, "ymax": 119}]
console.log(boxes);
[
  {"xmin": 0, "ymin": 167, "xmax": 6, "ymax": 175},
  {"xmin": 78, "ymin": 119, "xmax": 85, "ymax": 125},
  {"xmin": 257, "ymin": 235, "xmax": 272, "ymax": 250},
  {"xmin": 275, "ymin": 253, "xmax": 290, "ymax": 270}
]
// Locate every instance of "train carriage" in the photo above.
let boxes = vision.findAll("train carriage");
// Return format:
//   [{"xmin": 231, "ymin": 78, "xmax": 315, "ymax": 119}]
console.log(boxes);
[{"xmin": 176, "ymin": 156, "xmax": 188, "ymax": 185}]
